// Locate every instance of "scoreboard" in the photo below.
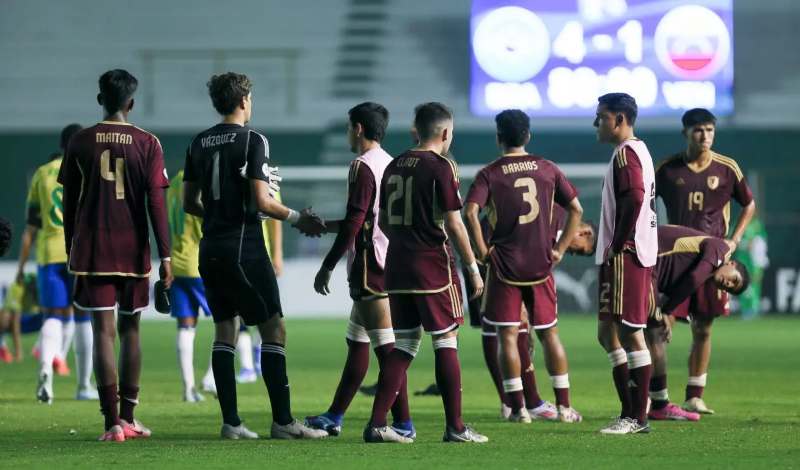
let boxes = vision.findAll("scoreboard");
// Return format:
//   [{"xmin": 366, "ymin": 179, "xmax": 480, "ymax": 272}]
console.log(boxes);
[{"xmin": 470, "ymin": 0, "xmax": 734, "ymax": 117}]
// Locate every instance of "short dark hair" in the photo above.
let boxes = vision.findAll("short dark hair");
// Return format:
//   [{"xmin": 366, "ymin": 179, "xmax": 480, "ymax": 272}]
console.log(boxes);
[
  {"xmin": 0, "ymin": 216, "xmax": 12, "ymax": 257},
  {"xmin": 598, "ymin": 92, "xmax": 638, "ymax": 126},
  {"xmin": 413, "ymin": 102, "xmax": 453, "ymax": 141},
  {"xmin": 207, "ymin": 72, "xmax": 253, "ymax": 116},
  {"xmin": 495, "ymin": 109, "xmax": 530, "ymax": 147},
  {"xmin": 730, "ymin": 259, "xmax": 751, "ymax": 296},
  {"xmin": 348, "ymin": 102, "xmax": 389, "ymax": 142},
  {"xmin": 60, "ymin": 123, "xmax": 83, "ymax": 151},
  {"xmin": 682, "ymin": 108, "xmax": 717, "ymax": 129},
  {"xmin": 98, "ymin": 69, "xmax": 138, "ymax": 115}
]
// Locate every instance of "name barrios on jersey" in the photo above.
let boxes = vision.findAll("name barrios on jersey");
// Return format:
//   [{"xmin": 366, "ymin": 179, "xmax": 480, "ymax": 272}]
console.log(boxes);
[
  {"xmin": 201, "ymin": 133, "xmax": 237, "ymax": 148},
  {"xmin": 502, "ymin": 160, "xmax": 538, "ymax": 175}
]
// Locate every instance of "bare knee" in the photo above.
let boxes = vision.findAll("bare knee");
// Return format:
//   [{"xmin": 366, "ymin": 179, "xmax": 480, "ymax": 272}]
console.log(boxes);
[
  {"xmin": 691, "ymin": 319, "xmax": 713, "ymax": 341},
  {"xmin": 597, "ymin": 321, "xmax": 618, "ymax": 351},
  {"xmin": 117, "ymin": 313, "xmax": 140, "ymax": 338},
  {"xmin": 258, "ymin": 315, "xmax": 286, "ymax": 344},
  {"xmin": 214, "ymin": 318, "xmax": 238, "ymax": 344}
]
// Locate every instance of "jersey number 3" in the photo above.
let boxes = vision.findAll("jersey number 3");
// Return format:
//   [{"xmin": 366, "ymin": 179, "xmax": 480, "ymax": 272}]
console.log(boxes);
[
  {"xmin": 100, "ymin": 150, "xmax": 125, "ymax": 200},
  {"xmin": 515, "ymin": 177, "xmax": 540, "ymax": 224}
]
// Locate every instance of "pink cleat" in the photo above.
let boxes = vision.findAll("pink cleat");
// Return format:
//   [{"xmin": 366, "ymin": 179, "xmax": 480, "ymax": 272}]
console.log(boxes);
[
  {"xmin": 0, "ymin": 345, "xmax": 11, "ymax": 363},
  {"xmin": 53, "ymin": 357, "xmax": 71, "ymax": 376},
  {"xmin": 648, "ymin": 403, "xmax": 701, "ymax": 421},
  {"xmin": 98, "ymin": 425, "xmax": 126, "ymax": 442},
  {"xmin": 528, "ymin": 401, "xmax": 559, "ymax": 421},
  {"xmin": 121, "ymin": 419, "xmax": 152, "ymax": 438}
]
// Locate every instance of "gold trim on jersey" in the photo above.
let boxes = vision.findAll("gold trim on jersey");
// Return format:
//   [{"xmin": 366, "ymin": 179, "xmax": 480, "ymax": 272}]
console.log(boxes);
[
  {"xmin": 99, "ymin": 121, "xmax": 133, "ymax": 126},
  {"xmin": 711, "ymin": 153, "xmax": 744, "ymax": 181},
  {"xmin": 614, "ymin": 253, "xmax": 623, "ymax": 316},
  {"xmin": 615, "ymin": 148, "xmax": 628, "ymax": 168},
  {"xmin": 69, "ymin": 269, "xmax": 150, "ymax": 278},
  {"xmin": 486, "ymin": 198, "xmax": 498, "ymax": 229},
  {"xmin": 432, "ymin": 151, "xmax": 460, "ymax": 183},
  {"xmin": 448, "ymin": 284, "xmax": 463, "ymax": 319},
  {"xmin": 495, "ymin": 271, "xmax": 551, "ymax": 287},
  {"xmin": 387, "ymin": 240, "xmax": 454, "ymax": 295},
  {"xmin": 362, "ymin": 247, "xmax": 387, "ymax": 297},
  {"xmin": 683, "ymin": 152, "xmax": 714, "ymax": 173},
  {"xmin": 658, "ymin": 235, "xmax": 709, "ymax": 257}
]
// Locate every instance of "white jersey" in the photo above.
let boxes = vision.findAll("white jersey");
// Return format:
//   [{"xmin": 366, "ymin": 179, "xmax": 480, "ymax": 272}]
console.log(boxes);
[{"xmin": 596, "ymin": 138, "xmax": 658, "ymax": 267}]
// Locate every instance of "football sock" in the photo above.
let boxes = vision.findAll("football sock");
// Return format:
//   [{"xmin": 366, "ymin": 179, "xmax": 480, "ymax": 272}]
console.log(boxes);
[
  {"xmin": 503, "ymin": 377, "xmax": 525, "ymax": 413},
  {"xmin": 74, "ymin": 316, "xmax": 93, "ymax": 389},
  {"xmin": 518, "ymin": 332, "xmax": 543, "ymax": 408},
  {"xmin": 433, "ymin": 337, "xmax": 465, "ymax": 431},
  {"xmin": 202, "ymin": 350, "xmax": 215, "ymax": 386},
  {"xmin": 261, "ymin": 342, "xmax": 293, "ymax": 425},
  {"xmin": 649, "ymin": 374, "xmax": 669, "ymax": 410},
  {"xmin": 627, "ymin": 350, "xmax": 653, "ymax": 423},
  {"xmin": 374, "ymin": 343, "xmax": 411, "ymax": 424},
  {"xmin": 608, "ymin": 348, "xmax": 633, "ymax": 419},
  {"xmin": 369, "ymin": 349, "xmax": 413, "ymax": 428},
  {"xmin": 212, "ymin": 342, "xmax": 241, "ymax": 426},
  {"xmin": 251, "ymin": 329, "xmax": 262, "ymax": 372},
  {"xmin": 60, "ymin": 316, "xmax": 75, "ymax": 361},
  {"xmin": 119, "ymin": 383, "xmax": 139, "ymax": 423},
  {"xmin": 481, "ymin": 333, "xmax": 511, "ymax": 406},
  {"xmin": 236, "ymin": 330, "xmax": 254, "ymax": 372},
  {"xmin": 98, "ymin": 384, "xmax": 120, "ymax": 430},
  {"xmin": 39, "ymin": 316, "xmax": 62, "ymax": 375},
  {"xmin": 328, "ymin": 339, "xmax": 370, "ymax": 416},
  {"xmin": 686, "ymin": 374, "xmax": 707, "ymax": 400},
  {"xmin": 177, "ymin": 327, "xmax": 196, "ymax": 390},
  {"xmin": 551, "ymin": 374, "xmax": 571, "ymax": 408}
]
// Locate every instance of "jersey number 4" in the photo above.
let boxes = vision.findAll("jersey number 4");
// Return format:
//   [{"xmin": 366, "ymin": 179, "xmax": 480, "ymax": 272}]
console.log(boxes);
[
  {"xmin": 386, "ymin": 175, "xmax": 414, "ymax": 226},
  {"xmin": 100, "ymin": 150, "xmax": 125, "ymax": 200}
]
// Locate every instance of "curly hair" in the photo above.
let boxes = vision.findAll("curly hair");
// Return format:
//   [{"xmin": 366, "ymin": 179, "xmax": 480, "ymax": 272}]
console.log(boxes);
[{"xmin": 207, "ymin": 72, "xmax": 253, "ymax": 115}]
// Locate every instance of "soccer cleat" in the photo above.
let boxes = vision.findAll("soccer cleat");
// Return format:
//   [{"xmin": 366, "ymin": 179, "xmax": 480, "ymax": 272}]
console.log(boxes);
[
  {"xmin": 221, "ymin": 423, "xmax": 259, "ymax": 440},
  {"xmin": 201, "ymin": 376, "xmax": 218, "ymax": 398},
  {"xmin": 391, "ymin": 420, "xmax": 417, "ymax": 440},
  {"xmin": 600, "ymin": 417, "xmax": 635, "ymax": 434},
  {"xmin": 305, "ymin": 413, "xmax": 343, "ymax": 436},
  {"xmin": 557, "ymin": 405, "xmax": 583, "ymax": 423},
  {"xmin": 528, "ymin": 400, "xmax": 559, "ymax": 421},
  {"xmin": 648, "ymin": 403, "xmax": 701, "ymax": 421},
  {"xmin": 271, "ymin": 419, "xmax": 328, "ymax": 439},
  {"xmin": 363, "ymin": 425, "xmax": 414, "ymax": 443},
  {"xmin": 500, "ymin": 403, "xmax": 512, "ymax": 419},
  {"xmin": 183, "ymin": 387, "xmax": 206, "ymax": 403},
  {"xmin": 0, "ymin": 345, "xmax": 12, "ymax": 363},
  {"xmin": 443, "ymin": 425, "xmax": 489, "ymax": 443},
  {"xmin": 53, "ymin": 357, "xmax": 71, "ymax": 376},
  {"xmin": 414, "ymin": 383, "xmax": 441, "ymax": 396},
  {"xmin": 236, "ymin": 368, "xmax": 258, "ymax": 384},
  {"xmin": 629, "ymin": 419, "xmax": 651, "ymax": 434},
  {"xmin": 682, "ymin": 397, "xmax": 715, "ymax": 415},
  {"xmin": 76, "ymin": 387, "xmax": 99, "ymax": 401},
  {"xmin": 121, "ymin": 419, "xmax": 152, "ymax": 439},
  {"xmin": 359, "ymin": 382, "xmax": 378, "ymax": 396},
  {"xmin": 508, "ymin": 408, "xmax": 532, "ymax": 424},
  {"xmin": 36, "ymin": 371, "xmax": 53, "ymax": 404},
  {"xmin": 98, "ymin": 425, "xmax": 125, "ymax": 442}
]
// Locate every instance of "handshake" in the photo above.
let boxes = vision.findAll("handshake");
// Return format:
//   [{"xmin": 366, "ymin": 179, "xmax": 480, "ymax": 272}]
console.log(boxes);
[{"xmin": 292, "ymin": 207, "xmax": 326, "ymax": 237}]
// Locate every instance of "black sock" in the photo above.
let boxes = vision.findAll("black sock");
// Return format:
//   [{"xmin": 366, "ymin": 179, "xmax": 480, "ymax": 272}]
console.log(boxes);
[
  {"xmin": 212, "ymin": 342, "xmax": 241, "ymax": 427},
  {"xmin": 261, "ymin": 342, "xmax": 293, "ymax": 425}
]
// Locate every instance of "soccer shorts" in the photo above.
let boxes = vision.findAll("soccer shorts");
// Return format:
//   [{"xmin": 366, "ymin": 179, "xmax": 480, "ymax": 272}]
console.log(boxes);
[
  {"xmin": 170, "ymin": 276, "xmax": 211, "ymax": 319},
  {"xmin": 389, "ymin": 283, "xmax": 464, "ymax": 335},
  {"xmin": 199, "ymin": 256, "xmax": 282, "ymax": 326},
  {"xmin": 73, "ymin": 275, "xmax": 149, "ymax": 315},
  {"xmin": 463, "ymin": 262, "xmax": 487, "ymax": 328},
  {"xmin": 482, "ymin": 267, "xmax": 557, "ymax": 330},
  {"xmin": 673, "ymin": 278, "xmax": 730, "ymax": 321},
  {"xmin": 480, "ymin": 310, "xmax": 530, "ymax": 336},
  {"xmin": 348, "ymin": 248, "xmax": 387, "ymax": 302},
  {"xmin": 37, "ymin": 263, "xmax": 72, "ymax": 309},
  {"xmin": 598, "ymin": 251, "xmax": 653, "ymax": 328}
]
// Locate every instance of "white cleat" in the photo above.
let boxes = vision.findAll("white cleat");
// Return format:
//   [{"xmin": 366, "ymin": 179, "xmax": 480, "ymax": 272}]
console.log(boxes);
[
  {"xmin": 36, "ymin": 371, "xmax": 53, "ymax": 404},
  {"xmin": 682, "ymin": 397, "xmax": 715, "ymax": 415},
  {"xmin": 221, "ymin": 423, "xmax": 259, "ymax": 440},
  {"xmin": 363, "ymin": 425, "xmax": 414, "ymax": 443},
  {"xmin": 508, "ymin": 408, "xmax": 532, "ymax": 424},
  {"xmin": 443, "ymin": 425, "xmax": 489, "ymax": 443},
  {"xmin": 183, "ymin": 387, "xmax": 206, "ymax": 403},
  {"xmin": 528, "ymin": 400, "xmax": 558, "ymax": 421},
  {"xmin": 558, "ymin": 405, "xmax": 583, "ymax": 423},
  {"xmin": 599, "ymin": 417, "xmax": 650, "ymax": 434},
  {"xmin": 236, "ymin": 368, "xmax": 258, "ymax": 384},
  {"xmin": 201, "ymin": 377, "xmax": 218, "ymax": 398},
  {"xmin": 271, "ymin": 419, "xmax": 328, "ymax": 439},
  {"xmin": 76, "ymin": 387, "xmax": 99, "ymax": 400},
  {"xmin": 500, "ymin": 403, "xmax": 512, "ymax": 420}
]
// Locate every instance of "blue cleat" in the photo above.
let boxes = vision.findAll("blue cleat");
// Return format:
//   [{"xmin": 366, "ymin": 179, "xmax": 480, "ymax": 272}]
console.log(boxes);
[
  {"xmin": 391, "ymin": 420, "xmax": 417, "ymax": 440},
  {"xmin": 305, "ymin": 412, "xmax": 343, "ymax": 436}
]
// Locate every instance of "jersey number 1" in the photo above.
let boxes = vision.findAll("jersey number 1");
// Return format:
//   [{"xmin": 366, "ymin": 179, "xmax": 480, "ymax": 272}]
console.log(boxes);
[
  {"xmin": 100, "ymin": 150, "xmax": 125, "ymax": 200},
  {"xmin": 386, "ymin": 175, "xmax": 414, "ymax": 226}
]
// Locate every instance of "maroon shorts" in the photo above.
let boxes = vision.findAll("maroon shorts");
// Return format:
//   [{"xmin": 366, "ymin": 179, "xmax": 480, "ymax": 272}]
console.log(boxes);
[
  {"xmin": 348, "ymin": 248, "xmax": 387, "ymax": 302},
  {"xmin": 73, "ymin": 275, "xmax": 149, "ymax": 315},
  {"xmin": 672, "ymin": 278, "xmax": 730, "ymax": 321},
  {"xmin": 598, "ymin": 251, "xmax": 653, "ymax": 328},
  {"xmin": 483, "ymin": 267, "xmax": 557, "ymax": 330},
  {"xmin": 389, "ymin": 283, "xmax": 464, "ymax": 335}
]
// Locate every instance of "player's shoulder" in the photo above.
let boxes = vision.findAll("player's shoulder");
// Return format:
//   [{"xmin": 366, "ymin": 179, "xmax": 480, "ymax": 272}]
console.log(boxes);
[
  {"xmin": 128, "ymin": 123, "xmax": 162, "ymax": 147},
  {"xmin": 655, "ymin": 153, "xmax": 684, "ymax": 173},
  {"xmin": 709, "ymin": 151, "xmax": 744, "ymax": 180},
  {"xmin": 615, "ymin": 143, "xmax": 644, "ymax": 169},
  {"xmin": 430, "ymin": 151, "xmax": 460, "ymax": 181}
]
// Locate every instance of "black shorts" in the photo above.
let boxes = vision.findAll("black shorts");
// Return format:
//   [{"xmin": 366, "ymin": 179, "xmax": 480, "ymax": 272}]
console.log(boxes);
[{"xmin": 198, "ymin": 255, "xmax": 283, "ymax": 326}]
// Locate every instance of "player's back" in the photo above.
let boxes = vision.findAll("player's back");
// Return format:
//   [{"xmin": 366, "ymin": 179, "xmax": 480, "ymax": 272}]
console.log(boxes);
[
  {"xmin": 28, "ymin": 158, "xmax": 67, "ymax": 265},
  {"xmin": 62, "ymin": 121, "xmax": 166, "ymax": 276},
  {"xmin": 168, "ymin": 169, "xmax": 202, "ymax": 278},
  {"xmin": 381, "ymin": 150, "xmax": 462, "ymax": 292},
  {"xmin": 476, "ymin": 155, "xmax": 576, "ymax": 283},
  {"xmin": 656, "ymin": 224, "xmax": 729, "ymax": 290}
]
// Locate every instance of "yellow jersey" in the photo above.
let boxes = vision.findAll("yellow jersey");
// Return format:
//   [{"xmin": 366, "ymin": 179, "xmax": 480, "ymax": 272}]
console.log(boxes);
[
  {"xmin": 26, "ymin": 157, "xmax": 68, "ymax": 265},
  {"xmin": 3, "ymin": 274, "xmax": 38, "ymax": 313},
  {"xmin": 168, "ymin": 170, "xmax": 203, "ymax": 278}
]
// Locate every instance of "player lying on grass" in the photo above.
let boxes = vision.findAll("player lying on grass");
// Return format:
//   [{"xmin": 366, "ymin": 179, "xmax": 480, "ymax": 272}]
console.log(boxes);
[
  {"xmin": 305, "ymin": 102, "xmax": 414, "ymax": 439},
  {"xmin": 645, "ymin": 224, "xmax": 749, "ymax": 421}
]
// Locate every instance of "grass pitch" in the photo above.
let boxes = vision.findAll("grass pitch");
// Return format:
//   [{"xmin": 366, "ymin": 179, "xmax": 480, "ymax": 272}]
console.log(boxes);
[{"xmin": 0, "ymin": 315, "xmax": 798, "ymax": 469}]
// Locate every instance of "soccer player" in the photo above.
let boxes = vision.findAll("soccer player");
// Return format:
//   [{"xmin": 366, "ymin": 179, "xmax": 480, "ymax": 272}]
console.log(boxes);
[
  {"xmin": 364, "ymin": 102, "xmax": 487, "ymax": 444},
  {"xmin": 593, "ymin": 93, "xmax": 658, "ymax": 434},
  {"xmin": 183, "ymin": 72, "xmax": 327, "ymax": 440},
  {"xmin": 16, "ymin": 124, "xmax": 98, "ymax": 403},
  {"xmin": 464, "ymin": 109, "xmax": 584, "ymax": 424},
  {"xmin": 305, "ymin": 102, "xmax": 413, "ymax": 438},
  {"xmin": 58, "ymin": 69, "xmax": 173, "ymax": 441},
  {"xmin": 646, "ymin": 224, "xmax": 750, "ymax": 421},
  {"xmin": 655, "ymin": 108, "xmax": 756, "ymax": 414}
]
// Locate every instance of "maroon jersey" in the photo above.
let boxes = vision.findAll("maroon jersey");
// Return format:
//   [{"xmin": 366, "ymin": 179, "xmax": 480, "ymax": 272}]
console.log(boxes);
[
  {"xmin": 465, "ymin": 155, "xmax": 577, "ymax": 284},
  {"xmin": 551, "ymin": 204, "xmax": 567, "ymax": 241},
  {"xmin": 380, "ymin": 150, "xmax": 462, "ymax": 293},
  {"xmin": 656, "ymin": 151, "xmax": 753, "ymax": 238},
  {"xmin": 58, "ymin": 121, "xmax": 170, "ymax": 277},
  {"xmin": 655, "ymin": 224, "xmax": 731, "ymax": 313}
]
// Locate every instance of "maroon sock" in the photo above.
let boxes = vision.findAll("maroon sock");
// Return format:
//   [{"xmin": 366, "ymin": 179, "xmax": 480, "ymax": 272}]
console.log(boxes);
[
  {"xmin": 98, "ymin": 384, "xmax": 120, "ymax": 430},
  {"xmin": 481, "ymin": 335, "xmax": 510, "ymax": 406},
  {"xmin": 375, "ymin": 344, "xmax": 411, "ymax": 423},
  {"xmin": 553, "ymin": 387, "xmax": 570, "ymax": 408},
  {"xmin": 612, "ymin": 364, "xmax": 633, "ymax": 418},
  {"xmin": 328, "ymin": 339, "xmax": 370, "ymax": 415},
  {"xmin": 369, "ymin": 349, "xmax": 413, "ymax": 427},
  {"xmin": 517, "ymin": 332, "xmax": 543, "ymax": 408},
  {"xmin": 119, "ymin": 383, "xmax": 139, "ymax": 423},
  {"xmin": 686, "ymin": 385, "xmax": 704, "ymax": 400},
  {"xmin": 650, "ymin": 374, "xmax": 669, "ymax": 410},
  {"xmin": 435, "ymin": 347, "xmax": 465, "ymax": 432},
  {"xmin": 630, "ymin": 365, "xmax": 653, "ymax": 423},
  {"xmin": 507, "ymin": 389, "xmax": 525, "ymax": 412}
]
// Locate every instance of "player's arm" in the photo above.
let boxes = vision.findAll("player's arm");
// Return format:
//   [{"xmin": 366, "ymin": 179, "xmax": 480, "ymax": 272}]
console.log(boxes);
[
  {"xmin": 554, "ymin": 197, "xmax": 583, "ymax": 265},
  {"xmin": 463, "ymin": 170, "xmax": 490, "ymax": 261},
  {"xmin": 145, "ymin": 138, "xmax": 173, "ymax": 288},
  {"xmin": 267, "ymin": 217, "xmax": 283, "ymax": 276},
  {"xmin": 57, "ymin": 148, "xmax": 78, "ymax": 257},
  {"xmin": 728, "ymin": 163, "xmax": 756, "ymax": 250},
  {"xmin": 321, "ymin": 162, "xmax": 373, "ymax": 271},
  {"xmin": 661, "ymin": 260, "xmax": 716, "ymax": 313},
  {"xmin": 16, "ymin": 174, "xmax": 41, "ymax": 283},
  {"xmin": 610, "ymin": 147, "xmax": 645, "ymax": 255}
]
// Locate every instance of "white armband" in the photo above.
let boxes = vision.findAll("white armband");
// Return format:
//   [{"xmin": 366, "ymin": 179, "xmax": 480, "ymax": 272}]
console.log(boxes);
[
  {"xmin": 286, "ymin": 209, "xmax": 300, "ymax": 224},
  {"xmin": 467, "ymin": 261, "xmax": 480, "ymax": 275}
]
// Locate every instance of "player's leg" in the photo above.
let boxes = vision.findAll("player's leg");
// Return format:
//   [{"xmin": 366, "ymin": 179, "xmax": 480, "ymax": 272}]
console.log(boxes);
[
  {"xmin": 685, "ymin": 316, "xmax": 715, "ymax": 413},
  {"xmin": 90, "ymin": 307, "xmax": 125, "ymax": 441},
  {"xmin": 518, "ymin": 321, "xmax": 544, "ymax": 414},
  {"xmin": 176, "ymin": 315, "xmax": 200, "ymax": 401},
  {"xmin": 55, "ymin": 308, "xmax": 75, "ymax": 376},
  {"xmin": 212, "ymin": 317, "xmax": 255, "ymax": 438},
  {"xmin": 36, "ymin": 267, "xmax": 63, "ymax": 402},
  {"xmin": 251, "ymin": 327, "xmax": 262, "ymax": 375},
  {"xmin": 480, "ymin": 318, "xmax": 512, "ymax": 417},
  {"xmin": 645, "ymin": 315, "xmax": 700, "ymax": 421},
  {"xmin": 74, "ymin": 309, "xmax": 97, "ymax": 400}
]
